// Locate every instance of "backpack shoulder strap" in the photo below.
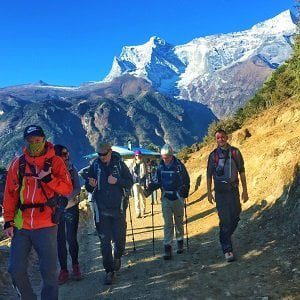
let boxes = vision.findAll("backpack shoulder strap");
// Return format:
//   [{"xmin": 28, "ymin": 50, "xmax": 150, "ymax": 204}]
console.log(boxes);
[
  {"xmin": 230, "ymin": 147, "xmax": 239, "ymax": 170},
  {"xmin": 18, "ymin": 155, "xmax": 54, "ymax": 188},
  {"xmin": 231, "ymin": 148, "xmax": 237, "ymax": 158},
  {"xmin": 93, "ymin": 159, "xmax": 99, "ymax": 174},
  {"xmin": 18, "ymin": 154, "xmax": 27, "ymax": 187},
  {"xmin": 213, "ymin": 149, "xmax": 219, "ymax": 166},
  {"xmin": 175, "ymin": 158, "xmax": 183, "ymax": 173}
]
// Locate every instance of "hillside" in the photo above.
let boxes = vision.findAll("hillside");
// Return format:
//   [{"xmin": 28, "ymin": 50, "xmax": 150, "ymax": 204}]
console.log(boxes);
[
  {"xmin": 1, "ymin": 97, "xmax": 298, "ymax": 299},
  {"xmin": 0, "ymin": 76, "xmax": 216, "ymax": 168}
]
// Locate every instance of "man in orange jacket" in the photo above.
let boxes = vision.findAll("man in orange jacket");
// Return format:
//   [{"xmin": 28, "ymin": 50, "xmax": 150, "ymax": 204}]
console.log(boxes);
[{"xmin": 3, "ymin": 125, "xmax": 73, "ymax": 300}]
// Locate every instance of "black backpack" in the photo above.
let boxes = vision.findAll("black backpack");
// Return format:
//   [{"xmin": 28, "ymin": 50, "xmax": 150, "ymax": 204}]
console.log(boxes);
[
  {"xmin": 0, "ymin": 167, "xmax": 8, "ymax": 215},
  {"xmin": 0, "ymin": 167, "xmax": 7, "ymax": 194}
]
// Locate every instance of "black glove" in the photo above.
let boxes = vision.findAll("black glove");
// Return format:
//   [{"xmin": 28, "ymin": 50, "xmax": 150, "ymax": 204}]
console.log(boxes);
[
  {"xmin": 143, "ymin": 188, "xmax": 153, "ymax": 198},
  {"xmin": 51, "ymin": 196, "xmax": 68, "ymax": 224},
  {"xmin": 178, "ymin": 186, "xmax": 189, "ymax": 198},
  {"xmin": 4, "ymin": 220, "xmax": 14, "ymax": 230}
]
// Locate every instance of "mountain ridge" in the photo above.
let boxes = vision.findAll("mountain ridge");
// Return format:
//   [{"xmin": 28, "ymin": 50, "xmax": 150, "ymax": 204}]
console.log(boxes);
[{"xmin": 104, "ymin": 10, "xmax": 297, "ymax": 118}]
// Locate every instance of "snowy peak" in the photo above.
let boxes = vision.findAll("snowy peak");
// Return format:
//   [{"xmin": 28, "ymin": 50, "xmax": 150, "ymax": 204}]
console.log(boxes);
[
  {"xmin": 146, "ymin": 36, "xmax": 168, "ymax": 47},
  {"xmin": 104, "ymin": 10, "xmax": 297, "ymax": 84},
  {"xmin": 105, "ymin": 36, "xmax": 174, "ymax": 82},
  {"xmin": 104, "ymin": 10, "xmax": 297, "ymax": 117},
  {"xmin": 104, "ymin": 36, "xmax": 184, "ymax": 93},
  {"xmin": 250, "ymin": 10, "xmax": 297, "ymax": 35}
]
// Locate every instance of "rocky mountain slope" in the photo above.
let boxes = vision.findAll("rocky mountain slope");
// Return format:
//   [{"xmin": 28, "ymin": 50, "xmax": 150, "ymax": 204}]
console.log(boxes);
[
  {"xmin": 105, "ymin": 10, "xmax": 297, "ymax": 118},
  {"xmin": 0, "ymin": 10, "xmax": 296, "ymax": 168},
  {"xmin": 0, "ymin": 76, "xmax": 216, "ymax": 168}
]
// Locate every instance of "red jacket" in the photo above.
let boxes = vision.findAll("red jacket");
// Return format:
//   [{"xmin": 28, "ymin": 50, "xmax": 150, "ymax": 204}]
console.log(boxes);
[{"xmin": 3, "ymin": 141, "xmax": 73, "ymax": 230}]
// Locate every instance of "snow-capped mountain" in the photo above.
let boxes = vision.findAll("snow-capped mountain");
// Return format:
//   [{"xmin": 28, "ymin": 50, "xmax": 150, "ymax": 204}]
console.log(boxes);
[{"xmin": 104, "ymin": 10, "xmax": 297, "ymax": 118}]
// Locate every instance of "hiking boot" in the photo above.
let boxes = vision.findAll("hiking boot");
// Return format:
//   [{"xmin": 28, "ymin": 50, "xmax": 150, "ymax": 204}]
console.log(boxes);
[
  {"xmin": 72, "ymin": 264, "xmax": 82, "ymax": 280},
  {"xmin": 113, "ymin": 258, "xmax": 121, "ymax": 271},
  {"xmin": 177, "ymin": 240, "xmax": 184, "ymax": 254},
  {"xmin": 225, "ymin": 252, "xmax": 235, "ymax": 262},
  {"xmin": 104, "ymin": 272, "xmax": 114, "ymax": 285},
  {"xmin": 163, "ymin": 245, "xmax": 172, "ymax": 260},
  {"xmin": 58, "ymin": 269, "xmax": 69, "ymax": 285}
]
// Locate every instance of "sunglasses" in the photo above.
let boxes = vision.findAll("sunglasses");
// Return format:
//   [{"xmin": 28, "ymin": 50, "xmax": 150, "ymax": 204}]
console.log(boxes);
[
  {"xmin": 98, "ymin": 150, "xmax": 110, "ymax": 157},
  {"xmin": 61, "ymin": 151, "xmax": 69, "ymax": 157}
]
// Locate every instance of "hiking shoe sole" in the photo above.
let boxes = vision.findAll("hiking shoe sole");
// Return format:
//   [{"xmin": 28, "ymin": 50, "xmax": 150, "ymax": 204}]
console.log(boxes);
[{"xmin": 225, "ymin": 252, "xmax": 235, "ymax": 262}]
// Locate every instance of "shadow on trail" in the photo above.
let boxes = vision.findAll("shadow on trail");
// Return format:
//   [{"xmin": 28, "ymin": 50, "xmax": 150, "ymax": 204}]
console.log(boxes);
[
  {"xmin": 92, "ymin": 172, "xmax": 300, "ymax": 299},
  {"xmin": 3, "ymin": 170, "xmax": 300, "ymax": 299}
]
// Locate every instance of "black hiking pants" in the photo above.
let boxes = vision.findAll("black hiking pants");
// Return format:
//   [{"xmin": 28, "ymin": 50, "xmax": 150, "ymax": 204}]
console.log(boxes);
[
  {"xmin": 96, "ymin": 214, "xmax": 122, "ymax": 273},
  {"xmin": 112, "ymin": 210, "xmax": 127, "ymax": 256},
  {"xmin": 215, "ymin": 186, "xmax": 241, "ymax": 254},
  {"xmin": 57, "ymin": 205, "xmax": 79, "ymax": 270}
]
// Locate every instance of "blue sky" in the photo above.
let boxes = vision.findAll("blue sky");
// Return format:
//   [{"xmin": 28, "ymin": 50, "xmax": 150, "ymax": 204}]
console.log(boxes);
[{"xmin": 0, "ymin": 0, "xmax": 296, "ymax": 87}]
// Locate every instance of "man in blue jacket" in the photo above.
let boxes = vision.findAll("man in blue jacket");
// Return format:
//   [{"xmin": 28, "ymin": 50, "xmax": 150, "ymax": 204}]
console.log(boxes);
[
  {"xmin": 85, "ymin": 142, "xmax": 133, "ymax": 285},
  {"xmin": 145, "ymin": 144, "xmax": 190, "ymax": 260}
]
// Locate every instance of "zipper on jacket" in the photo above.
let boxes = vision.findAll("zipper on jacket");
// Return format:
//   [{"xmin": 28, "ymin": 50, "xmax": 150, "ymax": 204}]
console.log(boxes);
[{"xmin": 30, "ymin": 178, "xmax": 37, "ymax": 228}]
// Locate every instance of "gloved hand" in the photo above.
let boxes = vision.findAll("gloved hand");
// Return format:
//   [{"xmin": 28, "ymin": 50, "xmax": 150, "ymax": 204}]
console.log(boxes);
[
  {"xmin": 178, "ymin": 186, "xmax": 189, "ymax": 198},
  {"xmin": 35, "ymin": 167, "xmax": 52, "ymax": 183},
  {"xmin": 52, "ymin": 196, "xmax": 68, "ymax": 224},
  {"xmin": 143, "ymin": 188, "xmax": 153, "ymax": 198},
  {"xmin": 4, "ymin": 221, "xmax": 14, "ymax": 238}
]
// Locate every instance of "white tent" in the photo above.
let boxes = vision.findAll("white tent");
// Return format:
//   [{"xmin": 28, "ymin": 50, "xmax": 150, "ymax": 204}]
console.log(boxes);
[{"xmin": 83, "ymin": 146, "xmax": 160, "ymax": 160}]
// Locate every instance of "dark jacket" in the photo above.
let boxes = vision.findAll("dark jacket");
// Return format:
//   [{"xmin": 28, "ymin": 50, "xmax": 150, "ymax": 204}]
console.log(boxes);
[
  {"xmin": 207, "ymin": 146, "xmax": 245, "ymax": 184},
  {"xmin": 85, "ymin": 152, "xmax": 133, "ymax": 217},
  {"xmin": 148, "ymin": 157, "xmax": 190, "ymax": 200}
]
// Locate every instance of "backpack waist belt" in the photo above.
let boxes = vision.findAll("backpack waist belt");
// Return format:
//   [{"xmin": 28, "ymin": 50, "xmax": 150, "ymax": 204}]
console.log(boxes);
[
  {"xmin": 164, "ymin": 190, "xmax": 177, "ymax": 194},
  {"xmin": 219, "ymin": 180, "xmax": 239, "ymax": 184},
  {"xmin": 18, "ymin": 198, "xmax": 57, "ymax": 212}
]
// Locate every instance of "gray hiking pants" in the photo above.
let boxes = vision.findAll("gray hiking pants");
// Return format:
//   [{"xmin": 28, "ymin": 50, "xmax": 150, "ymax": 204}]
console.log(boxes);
[
  {"xmin": 161, "ymin": 197, "xmax": 184, "ymax": 246},
  {"xmin": 8, "ymin": 226, "xmax": 58, "ymax": 300}
]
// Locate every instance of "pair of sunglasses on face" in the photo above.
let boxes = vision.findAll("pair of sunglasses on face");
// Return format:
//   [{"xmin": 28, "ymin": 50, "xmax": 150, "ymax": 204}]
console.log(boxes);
[
  {"xmin": 98, "ymin": 150, "xmax": 111, "ymax": 157},
  {"xmin": 61, "ymin": 151, "xmax": 69, "ymax": 157}
]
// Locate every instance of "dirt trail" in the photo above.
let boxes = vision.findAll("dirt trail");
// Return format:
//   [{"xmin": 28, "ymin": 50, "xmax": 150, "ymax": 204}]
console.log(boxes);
[
  {"xmin": 1, "ymin": 193, "xmax": 299, "ymax": 299},
  {"xmin": 57, "ymin": 193, "xmax": 299, "ymax": 300}
]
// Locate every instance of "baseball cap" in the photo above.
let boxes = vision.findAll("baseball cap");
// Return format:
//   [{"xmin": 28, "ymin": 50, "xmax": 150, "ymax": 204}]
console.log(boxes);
[{"xmin": 23, "ymin": 125, "xmax": 45, "ymax": 139}]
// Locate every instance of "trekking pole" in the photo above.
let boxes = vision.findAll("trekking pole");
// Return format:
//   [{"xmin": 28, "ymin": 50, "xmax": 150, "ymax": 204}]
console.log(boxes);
[
  {"xmin": 184, "ymin": 197, "xmax": 189, "ymax": 251},
  {"xmin": 151, "ymin": 193, "xmax": 155, "ymax": 255},
  {"xmin": 128, "ymin": 198, "xmax": 136, "ymax": 251}
]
